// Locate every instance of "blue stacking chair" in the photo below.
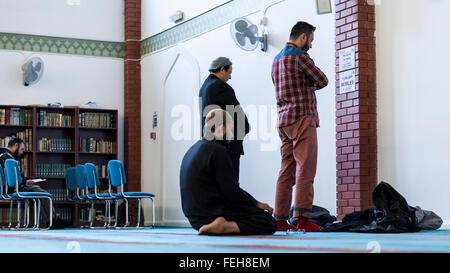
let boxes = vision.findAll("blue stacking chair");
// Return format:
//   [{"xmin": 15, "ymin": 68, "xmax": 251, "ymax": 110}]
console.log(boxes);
[
  {"xmin": 107, "ymin": 160, "xmax": 155, "ymax": 228},
  {"xmin": 0, "ymin": 166, "xmax": 8, "ymax": 201},
  {"xmin": 0, "ymin": 166, "xmax": 14, "ymax": 229},
  {"xmin": 84, "ymin": 163, "xmax": 120, "ymax": 228},
  {"xmin": 65, "ymin": 167, "xmax": 83, "ymax": 201},
  {"xmin": 65, "ymin": 167, "xmax": 86, "ymax": 227},
  {"xmin": 0, "ymin": 165, "xmax": 29, "ymax": 229},
  {"xmin": 4, "ymin": 159, "xmax": 53, "ymax": 229},
  {"xmin": 74, "ymin": 164, "xmax": 97, "ymax": 228}
]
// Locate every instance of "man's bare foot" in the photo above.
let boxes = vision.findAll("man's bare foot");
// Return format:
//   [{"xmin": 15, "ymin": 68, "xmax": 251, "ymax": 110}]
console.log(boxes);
[{"xmin": 198, "ymin": 217, "xmax": 240, "ymax": 235}]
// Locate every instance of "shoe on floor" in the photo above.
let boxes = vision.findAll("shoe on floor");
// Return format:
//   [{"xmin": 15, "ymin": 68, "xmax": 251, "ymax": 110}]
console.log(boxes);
[
  {"xmin": 276, "ymin": 220, "xmax": 298, "ymax": 231},
  {"xmin": 296, "ymin": 217, "xmax": 321, "ymax": 232}
]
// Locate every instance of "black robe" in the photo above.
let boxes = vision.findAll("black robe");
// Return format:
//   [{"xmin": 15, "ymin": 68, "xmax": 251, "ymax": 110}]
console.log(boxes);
[
  {"xmin": 179, "ymin": 139, "xmax": 276, "ymax": 235},
  {"xmin": 198, "ymin": 74, "xmax": 250, "ymax": 156}
]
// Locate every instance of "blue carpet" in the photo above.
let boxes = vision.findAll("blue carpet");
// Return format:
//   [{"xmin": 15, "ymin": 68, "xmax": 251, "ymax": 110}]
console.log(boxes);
[{"xmin": 0, "ymin": 227, "xmax": 448, "ymax": 253}]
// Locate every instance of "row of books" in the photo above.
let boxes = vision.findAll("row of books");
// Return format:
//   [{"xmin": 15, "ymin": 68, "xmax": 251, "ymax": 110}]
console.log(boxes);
[
  {"xmin": 79, "ymin": 207, "xmax": 111, "ymax": 222},
  {"xmin": 79, "ymin": 138, "xmax": 115, "ymax": 153},
  {"xmin": 20, "ymin": 155, "xmax": 32, "ymax": 178},
  {"xmin": 38, "ymin": 138, "xmax": 72, "ymax": 152},
  {"xmin": 0, "ymin": 108, "xmax": 33, "ymax": 126},
  {"xmin": 0, "ymin": 129, "xmax": 33, "ymax": 151},
  {"xmin": 47, "ymin": 189, "xmax": 71, "ymax": 201},
  {"xmin": 95, "ymin": 164, "xmax": 108, "ymax": 179},
  {"xmin": 37, "ymin": 110, "xmax": 74, "ymax": 127},
  {"xmin": 79, "ymin": 112, "xmax": 114, "ymax": 128},
  {"xmin": 36, "ymin": 163, "xmax": 72, "ymax": 177},
  {"xmin": 55, "ymin": 207, "xmax": 72, "ymax": 222},
  {"xmin": 0, "ymin": 208, "xmax": 19, "ymax": 223},
  {"xmin": 0, "ymin": 107, "xmax": 115, "ymax": 129}
]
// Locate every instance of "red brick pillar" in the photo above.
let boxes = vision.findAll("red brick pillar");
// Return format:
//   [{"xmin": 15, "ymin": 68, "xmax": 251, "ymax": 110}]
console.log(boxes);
[
  {"xmin": 335, "ymin": 0, "xmax": 377, "ymax": 220},
  {"xmin": 124, "ymin": 0, "xmax": 141, "ymax": 192}
]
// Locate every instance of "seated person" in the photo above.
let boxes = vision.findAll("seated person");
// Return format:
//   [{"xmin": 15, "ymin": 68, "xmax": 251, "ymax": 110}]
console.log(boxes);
[
  {"xmin": 0, "ymin": 137, "xmax": 71, "ymax": 229},
  {"xmin": 179, "ymin": 109, "xmax": 276, "ymax": 235}
]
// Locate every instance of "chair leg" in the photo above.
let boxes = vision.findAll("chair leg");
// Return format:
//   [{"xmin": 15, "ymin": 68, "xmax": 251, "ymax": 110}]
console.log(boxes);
[
  {"xmin": 137, "ymin": 199, "xmax": 141, "ymax": 228},
  {"xmin": 24, "ymin": 200, "xmax": 29, "ymax": 228},
  {"xmin": 152, "ymin": 197, "xmax": 155, "ymax": 228},
  {"xmin": 8, "ymin": 200, "xmax": 13, "ymax": 229},
  {"xmin": 105, "ymin": 200, "xmax": 111, "ymax": 228},
  {"xmin": 107, "ymin": 201, "xmax": 112, "ymax": 227},
  {"xmin": 36, "ymin": 199, "xmax": 41, "ymax": 229},
  {"xmin": 16, "ymin": 201, "xmax": 21, "ymax": 229},
  {"xmin": 113, "ymin": 200, "xmax": 119, "ymax": 228},
  {"xmin": 33, "ymin": 199, "xmax": 38, "ymax": 229},
  {"xmin": 48, "ymin": 198, "xmax": 53, "ymax": 229},
  {"xmin": 89, "ymin": 201, "xmax": 94, "ymax": 228},
  {"xmin": 103, "ymin": 201, "xmax": 108, "ymax": 228},
  {"xmin": 124, "ymin": 198, "xmax": 129, "ymax": 227}
]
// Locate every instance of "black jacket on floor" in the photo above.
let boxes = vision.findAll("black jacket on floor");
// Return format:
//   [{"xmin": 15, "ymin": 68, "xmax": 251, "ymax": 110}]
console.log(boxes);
[
  {"xmin": 199, "ymin": 74, "xmax": 250, "ymax": 155},
  {"xmin": 322, "ymin": 182, "xmax": 431, "ymax": 233}
]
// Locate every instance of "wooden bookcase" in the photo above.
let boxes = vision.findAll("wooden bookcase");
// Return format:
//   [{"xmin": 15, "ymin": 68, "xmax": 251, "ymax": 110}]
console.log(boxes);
[{"xmin": 0, "ymin": 105, "xmax": 118, "ymax": 227}]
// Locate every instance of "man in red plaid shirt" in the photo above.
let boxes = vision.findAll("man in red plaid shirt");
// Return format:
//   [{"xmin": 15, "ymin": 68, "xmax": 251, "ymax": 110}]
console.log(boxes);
[{"xmin": 271, "ymin": 21, "xmax": 328, "ymax": 232}]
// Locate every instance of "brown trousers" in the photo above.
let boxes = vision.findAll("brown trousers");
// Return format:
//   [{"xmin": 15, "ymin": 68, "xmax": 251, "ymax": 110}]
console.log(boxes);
[{"xmin": 274, "ymin": 115, "xmax": 318, "ymax": 219}]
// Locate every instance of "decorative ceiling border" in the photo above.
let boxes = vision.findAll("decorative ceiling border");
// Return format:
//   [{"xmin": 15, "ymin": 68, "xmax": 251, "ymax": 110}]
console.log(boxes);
[
  {"xmin": 0, "ymin": 32, "xmax": 124, "ymax": 58},
  {"xmin": 141, "ymin": 0, "xmax": 278, "ymax": 56},
  {"xmin": 0, "ymin": 0, "xmax": 280, "ymax": 58}
]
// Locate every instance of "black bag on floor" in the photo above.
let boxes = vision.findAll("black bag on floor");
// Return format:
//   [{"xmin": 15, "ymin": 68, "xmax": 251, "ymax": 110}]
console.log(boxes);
[
  {"xmin": 322, "ymin": 181, "xmax": 420, "ymax": 233},
  {"xmin": 368, "ymin": 181, "xmax": 418, "ymax": 233}
]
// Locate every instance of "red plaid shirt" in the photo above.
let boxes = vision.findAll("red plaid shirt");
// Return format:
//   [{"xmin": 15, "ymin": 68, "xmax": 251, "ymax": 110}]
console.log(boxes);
[{"xmin": 272, "ymin": 42, "xmax": 328, "ymax": 128}]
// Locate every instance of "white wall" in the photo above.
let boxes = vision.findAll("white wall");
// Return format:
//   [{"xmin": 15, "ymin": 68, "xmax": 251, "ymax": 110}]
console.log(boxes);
[
  {"xmin": 141, "ymin": 0, "xmax": 337, "ymax": 226},
  {"xmin": 0, "ymin": 0, "xmax": 124, "ymax": 41},
  {"xmin": 142, "ymin": 0, "xmax": 230, "ymax": 38},
  {"xmin": 0, "ymin": 0, "xmax": 125, "ymax": 160},
  {"xmin": 376, "ymin": 0, "xmax": 450, "ymax": 222},
  {"xmin": 0, "ymin": 51, "xmax": 124, "ymax": 161}
]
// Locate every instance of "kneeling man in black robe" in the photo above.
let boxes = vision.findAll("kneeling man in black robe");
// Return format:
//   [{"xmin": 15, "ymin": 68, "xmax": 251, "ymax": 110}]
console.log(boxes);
[{"xmin": 180, "ymin": 109, "xmax": 276, "ymax": 235}]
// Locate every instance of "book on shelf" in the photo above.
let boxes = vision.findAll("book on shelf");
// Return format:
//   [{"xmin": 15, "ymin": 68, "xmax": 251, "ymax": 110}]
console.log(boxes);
[
  {"xmin": 0, "ymin": 208, "xmax": 18, "ymax": 223},
  {"xmin": 78, "ymin": 207, "xmax": 110, "ymax": 222},
  {"xmin": 37, "ymin": 110, "xmax": 73, "ymax": 127},
  {"xmin": 38, "ymin": 138, "xmax": 72, "ymax": 152},
  {"xmin": 0, "ymin": 108, "xmax": 33, "ymax": 126},
  {"xmin": 54, "ymin": 207, "xmax": 72, "ymax": 221},
  {"xmin": 36, "ymin": 163, "xmax": 72, "ymax": 177},
  {"xmin": 93, "ymin": 164, "xmax": 107, "ymax": 178},
  {"xmin": 79, "ymin": 137, "xmax": 115, "ymax": 153},
  {"xmin": 48, "ymin": 189, "xmax": 71, "ymax": 202},
  {"xmin": 20, "ymin": 154, "xmax": 32, "ymax": 178},
  {"xmin": 79, "ymin": 112, "xmax": 114, "ymax": 128}
]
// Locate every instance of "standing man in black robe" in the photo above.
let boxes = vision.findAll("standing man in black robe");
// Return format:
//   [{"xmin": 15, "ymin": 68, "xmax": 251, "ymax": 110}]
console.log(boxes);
[
  {"xmin": 199, "ymin": 57, "xmax": 250, "ymax": 181},
  {"xmin": 180, "ymin": 109, "xmax": 276, "ymax": 235}
]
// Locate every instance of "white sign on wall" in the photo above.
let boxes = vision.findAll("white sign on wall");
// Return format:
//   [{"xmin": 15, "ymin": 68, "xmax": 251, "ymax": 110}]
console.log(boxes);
[
  {"xmin": 339, "ymin": 69, "xmax": 356, "ymax": 94},
  {"xmin": 339, "ymin": 46, "xmax": 355, "ymax": 71}
]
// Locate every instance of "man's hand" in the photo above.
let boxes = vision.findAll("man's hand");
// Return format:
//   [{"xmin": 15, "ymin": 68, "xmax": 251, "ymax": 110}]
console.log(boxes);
[{"xmin": 257, "ymin": 201, "xmax": 274, "ymax": 214}]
